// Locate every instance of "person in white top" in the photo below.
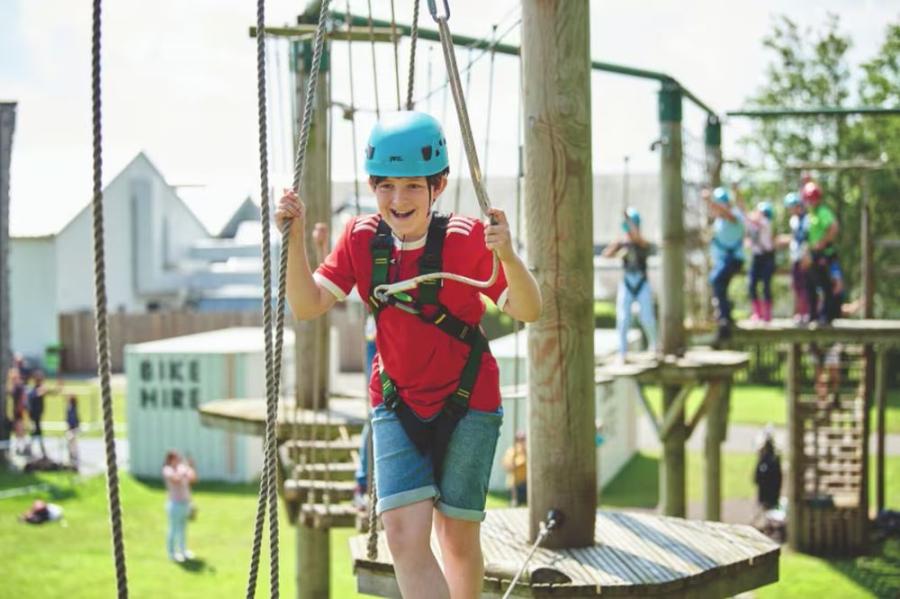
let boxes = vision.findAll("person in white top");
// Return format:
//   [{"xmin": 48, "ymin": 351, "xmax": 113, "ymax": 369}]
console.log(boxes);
[{"xmin": 162, "ymin": 450, "xmax": 197, "ymax": 562}]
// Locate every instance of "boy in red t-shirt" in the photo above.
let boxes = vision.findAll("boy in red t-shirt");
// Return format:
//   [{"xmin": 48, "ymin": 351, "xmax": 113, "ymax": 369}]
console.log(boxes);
[{"xmin": 276, "ymin": 111, "xmax": 541, "ymax": 599}]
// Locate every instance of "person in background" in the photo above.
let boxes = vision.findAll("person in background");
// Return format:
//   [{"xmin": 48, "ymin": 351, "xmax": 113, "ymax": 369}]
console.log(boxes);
[
  {"xmin": 27, "ymin": 370, "xmax": 50, "ymax": 459},
  {"xmin": 745, "ymin": 201, "xmax": 776, "ymax": 322},
  {"xmin": 754, "ymin": 429, "xmax": 782, "ymax": 511},
  {"xmin": 602, "ymin": 207, "xmax": 658, "ymax": 361},
  {"xmin": 704, "ymin": 186, "xmax": 745, "ymax": 346},
  {"xmin": 7, "ymin": 369, "xmax": 27, "ymax": 455},
  {"xmin": 162, "ymin": 450, "xmax": 197, "ymax": 563},
  {"xmin": 776, "ymin": 192, "xmax": 810, "ymax": 323},
  {"xmin": 501, "ymin": 431, "xmax": 527, "ymax": 506},
  {"xmin": 801, "ymin": 181, "xmax": 840, "ymax": 325},
  {"xmin": 65, "ymin": 395, "xmax": 80, "ymax": 470}
]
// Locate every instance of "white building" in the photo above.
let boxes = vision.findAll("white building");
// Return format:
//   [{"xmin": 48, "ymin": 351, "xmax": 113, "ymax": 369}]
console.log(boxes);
[{"xmin": 10, "ymin": 153, "xmax": 209, "ymax": 361}]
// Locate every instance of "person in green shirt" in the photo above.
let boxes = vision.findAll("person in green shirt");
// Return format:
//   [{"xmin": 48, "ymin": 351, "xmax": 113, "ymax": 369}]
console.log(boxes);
[{"xmin": 802, "ymin": 181, "xmax": 840, "ymax": 324}]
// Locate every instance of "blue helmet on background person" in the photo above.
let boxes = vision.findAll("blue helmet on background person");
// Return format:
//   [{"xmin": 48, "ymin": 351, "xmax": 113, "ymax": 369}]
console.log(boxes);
[
  {"xmin": 783, "ymin": 192, "xmax": 801, "ymax": 209},
  {"xmin": 365, "ymin": 111, "xmax": 450, "ymax": 177},
  {"xmin": 622, "ymin": 207, "xmax": 641, "ymax": 232},
  {"xmin": 713, "ymin": 187, "xmax": 731, "ymax": 204},
  {"xmin": 757, "ymin": 201, "xmax": 774, "ymax": 220}
]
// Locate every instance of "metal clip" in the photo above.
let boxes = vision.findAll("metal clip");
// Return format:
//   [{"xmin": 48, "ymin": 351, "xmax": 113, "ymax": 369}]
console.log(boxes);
[{"xmin": 427, "ymin": 0, "xmax": 450, "ymax": 21}]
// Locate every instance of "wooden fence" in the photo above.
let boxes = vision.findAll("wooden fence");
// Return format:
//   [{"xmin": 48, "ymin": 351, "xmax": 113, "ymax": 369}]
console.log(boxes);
[{"xmin": 59, "ymin": 305, "xmax": 366, "ymax": 374}]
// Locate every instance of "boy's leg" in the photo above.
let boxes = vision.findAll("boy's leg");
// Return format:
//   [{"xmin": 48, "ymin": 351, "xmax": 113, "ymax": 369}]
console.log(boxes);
[
  {"xmin": 381, "ymin": 501, "xmax": 449, "ymax": 599},
  {"xmin": 615, "ymin": 281, "xmax": 632, "ymax": 357},
  {"xmin": 636, "ymin": 283, "xmax": 658, "ymax": 352},
  {"xmin": 434, "ymin": 510, "xmax": 484, "ymax": 599}
]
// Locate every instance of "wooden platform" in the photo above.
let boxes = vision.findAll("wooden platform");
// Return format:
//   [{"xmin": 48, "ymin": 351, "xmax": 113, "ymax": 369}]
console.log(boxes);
[
  {"xmin": 729, "ymin": 318, "xmax": 900, "ymax": 345},
  {"xmin": 351, "ymin": 508, "xmax": 780, "ymax": 598},
  {"xmin": 198, "ymin": 397, "xmax": 367, "ymax": 438},
  {"xmin": 596, "ymin": 349, "xmax": 749, "ymax": 384}
]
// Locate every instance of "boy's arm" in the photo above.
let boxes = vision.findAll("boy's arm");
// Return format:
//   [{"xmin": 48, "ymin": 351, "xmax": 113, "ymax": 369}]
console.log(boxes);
[
  {"xmin": 486, "ymin": 209, "xmax": 542, "ymax": 323},
  {"xmin": 278, "ymin": 191, "xmax": 338, "ymax": 320}
]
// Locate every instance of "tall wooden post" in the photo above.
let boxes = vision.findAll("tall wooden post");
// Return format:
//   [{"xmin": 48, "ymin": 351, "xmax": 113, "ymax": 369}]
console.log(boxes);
[
  {"xmin": 703, "ymin": 378, "xmax": 728, "ymax": 521},
  {"xmin": 0, "ymin": 103, "xmax": 15, "ymax": 457},
  {"xmin": 522, "ymin": 0, "xmax": 595, "ymax": 548},
  {"xmin": 292, "ymin": 34, "xmax": 332, "ymax": 411},
  {"xmin": 859, "ymin": 174, "xmax": 876, "ymax": 537},
  {"xmin": 701, "ymin": 116, "xmax": 722, "ymax": 324},
  {"xmin": 659, "ymin": 82, "xmax": 687, "ymax": 517},
  {"xmin": 786, "ymin": 343, "xmax": 803, "ymax": 551},
  {"xmin": 293, "ymin": 6, "xmax": 331, "ymax": 597}
]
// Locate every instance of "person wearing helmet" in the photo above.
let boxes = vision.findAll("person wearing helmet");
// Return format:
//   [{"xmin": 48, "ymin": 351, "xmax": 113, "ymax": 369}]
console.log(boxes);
[
  {"xmin": 745, "ymin": 200, "xmax": 776, "ymax": 322},
  {"xmin": 601, "ymin": 207, "xmax": 658, "ymax": 360},
  {"xmin": 776, "ymin": 192, "xmax": 811, "ymax": 323},
  {"xmin": 703, "ymin": 185, "xmax": 745, "ymax": 346},
  {"xmin": 802, "ymin": 181, "xmax": 840, "ymax": 324},
  {"xmin": 276, "ymin": 111, "xmax": 541, "ymax": 598}
]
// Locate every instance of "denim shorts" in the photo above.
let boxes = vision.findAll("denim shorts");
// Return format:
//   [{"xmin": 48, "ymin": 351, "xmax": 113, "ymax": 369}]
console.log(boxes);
[{"xmin": 372, "ymin": 403, "xmax": 502, "ymax": 522}]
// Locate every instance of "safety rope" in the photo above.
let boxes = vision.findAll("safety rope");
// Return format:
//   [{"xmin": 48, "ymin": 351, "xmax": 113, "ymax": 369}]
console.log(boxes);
[
  {"xmin": 389, "ymin": 0, "xmax": 401, "ymax": 110},
  {"xmin": 345, "ymin": 0, "xmax": 361, "ymax": 213},
  {"xmin": 500, "ymin": 510, "xmax": 564, "ymax": 599},
  {"xmin": 90, "ymin": 1, "xmax": 128, "ymax": 596},
  {"xmin": 372, "ymin": 0, "xmax": 502, "ymax": 303},
  {"xmin": 366, "ymin": 0, "xmax": 380, "ymax": 118},
  {"xmin": 405, "ymin": 0, "xmax": 421, "ymax": 110},
  {"xmin": 247, "ymin": 0, "xmax": 332, "ymax": 596},
  {"xmin": 482, "ymin": 24, "xmax": 497, "ymax": 182}
]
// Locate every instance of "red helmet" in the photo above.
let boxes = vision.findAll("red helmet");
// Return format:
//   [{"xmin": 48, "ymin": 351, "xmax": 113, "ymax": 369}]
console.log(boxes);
[{"xmin": 802, "ymin": 181, "xmax": 822, "ymax": 203}]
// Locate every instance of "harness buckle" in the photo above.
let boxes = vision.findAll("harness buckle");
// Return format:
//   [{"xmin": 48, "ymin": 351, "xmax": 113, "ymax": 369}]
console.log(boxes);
[{"xmin": 444, "ymin": 392, "xmax": 469, "ymax": 420}]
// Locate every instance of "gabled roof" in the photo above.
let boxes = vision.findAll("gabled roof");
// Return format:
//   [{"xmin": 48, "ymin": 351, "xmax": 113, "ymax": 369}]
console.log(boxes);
[{"xmin": 218, "ymin": 196, "xmax": 261, "ymax": 239}]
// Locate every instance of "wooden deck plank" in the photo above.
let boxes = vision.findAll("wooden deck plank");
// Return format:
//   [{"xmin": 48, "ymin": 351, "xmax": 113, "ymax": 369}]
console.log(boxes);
[
  {"xmin": 728, "ymin": 318, "xmax": 900, "ymax": 345},
  {"xmin": 352, "ymin": 509, "xmax": 780, "ymax": 597},
  {"xmin": 198, "ymin": 397, "xmax": 367, "ymax": 438}
]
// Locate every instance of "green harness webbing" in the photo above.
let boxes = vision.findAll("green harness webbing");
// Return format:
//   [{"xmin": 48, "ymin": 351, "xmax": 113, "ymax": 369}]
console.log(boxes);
[{"xmin": 369, "ymin": 213, "xmax": 489, "ymax": 478}]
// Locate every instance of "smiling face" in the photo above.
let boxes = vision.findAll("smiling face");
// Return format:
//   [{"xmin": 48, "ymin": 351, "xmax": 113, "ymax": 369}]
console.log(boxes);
[{"xmin": 371, "ymin": 175, "xmax": 446, "ymax": 240}]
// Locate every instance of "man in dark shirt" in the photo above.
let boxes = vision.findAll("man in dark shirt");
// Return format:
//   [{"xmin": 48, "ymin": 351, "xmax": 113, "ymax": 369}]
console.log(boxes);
[{"xmin": 27, "ymin": 370, "xmax": 49, "ymax": 459}]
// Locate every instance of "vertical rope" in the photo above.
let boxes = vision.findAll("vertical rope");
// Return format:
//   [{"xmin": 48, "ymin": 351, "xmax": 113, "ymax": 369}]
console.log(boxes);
[
  {"xmin": 346, "ymin": 1, "xmax": 361, "ymax": 214},
  {"xmin": 366, "ymin": 421, "xmax": 379, "ymax": 559},
  {"xmin": 389, "ymin": 0, "xmax": 401, "ymax": 110},
  {"xmin": 366, "ymin": 0, "xmax": 381, "ymax": 118},
  {"xmin": 405, "ymin": 0, "xmax": 420, "ymax": 110},
  {"xmin": 482, "ymin": 24, "xmax": 497, "ymax": 183},
  {"xmin": 91, "ymin": 1, "xmax": 128, "ymax": 595}
]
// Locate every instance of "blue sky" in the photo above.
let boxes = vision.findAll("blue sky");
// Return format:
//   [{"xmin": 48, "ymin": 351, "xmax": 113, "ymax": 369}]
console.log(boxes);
[{"xmin": 2, "ymin": 0, "xmax": 897, "ymax": 236}]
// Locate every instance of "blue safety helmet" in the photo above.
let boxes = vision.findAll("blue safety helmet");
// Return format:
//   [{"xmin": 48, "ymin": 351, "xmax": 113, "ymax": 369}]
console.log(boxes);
[
  {"xmin": 364, "ymin": 111, "xmax": 450, "ymax": 177},
  {"xmin": 783, "ymin": 192, "xmax": 801, "ymax": 209},
  {"xmin": 622, "ymin": 207, "xmax": 641, "ymax": 232},
  {"xmin": 757, "ymin": 201, "xmax": 774, "ymax": 220},
  {"xmin": 713, "ymin": 187, "xmax": 731, "ymax": 204}
]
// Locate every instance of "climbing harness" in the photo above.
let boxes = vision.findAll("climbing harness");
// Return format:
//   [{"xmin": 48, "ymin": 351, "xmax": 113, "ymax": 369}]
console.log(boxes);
[
  {"xmin": 369, "ymin": 215, "xmax": 491, "ymax": 479},
  {"xmin": 622, "ymin": 243, "xmax": 649, "ymax": 298}
]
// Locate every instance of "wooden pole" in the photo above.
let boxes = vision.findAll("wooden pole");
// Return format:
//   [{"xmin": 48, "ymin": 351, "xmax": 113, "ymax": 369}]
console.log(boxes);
[
  {"xmin": 293, "ymin": 37, "xmax": 332, "ymax": 411},
  {"xmin": 875, "ymin": 347, "xmax": 887, "ymax": 515},
  {"xmin": 296, "ymin": 524, "xmax": 330, "ymax": 599},
  {"xmin": 860, "ymin": 174, "xmax": 876, "ymax": 532},
  {"xmin": 703, "ymin": 378, "xmax": 728, "ymax": 521},
  {"xmin": 0, "ymin": 102, "xmax": 14, "ymax": 457},
  {"xmin": 786, "ymin": 343, "xmax": 803, "ymax": 551},
  {"xmin": 522, "ymin": 0, "xmax": 595, "ymax": 548},
  {"xmin": 702, "ymin": 116, "xmax": 722, "ymax": 324},
  {"xmin": 659, "ymin": 81, "xmax": 687, "ymax": 517}
]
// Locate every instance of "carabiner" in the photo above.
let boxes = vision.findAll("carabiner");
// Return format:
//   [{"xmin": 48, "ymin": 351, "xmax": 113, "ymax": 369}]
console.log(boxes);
[{"xmin": 427, "ymin": 0, "xmax": 450, "ymax": 21}]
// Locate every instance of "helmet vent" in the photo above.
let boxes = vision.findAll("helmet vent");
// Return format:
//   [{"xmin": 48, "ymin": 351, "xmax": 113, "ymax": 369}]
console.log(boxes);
[
  {"xmin": 389, "ymin": 155, "xmax": 403, "ymax": 162},
  {"xmin": 366, "ymin": 145, "xmax": 375, "ymax": 159},
  {"xmin": 421, "ymin": 146, "xmax": 433, "ymax": 161}
]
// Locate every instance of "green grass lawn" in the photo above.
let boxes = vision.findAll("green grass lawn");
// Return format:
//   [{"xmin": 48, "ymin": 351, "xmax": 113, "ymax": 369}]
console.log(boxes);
[
  {"xmin": 4, "ymin": 450, "xmax": 898, "ymax": 598},
  {"xmin": 643, "ymin": 383, "xmax": 900, "ymax": 434}
]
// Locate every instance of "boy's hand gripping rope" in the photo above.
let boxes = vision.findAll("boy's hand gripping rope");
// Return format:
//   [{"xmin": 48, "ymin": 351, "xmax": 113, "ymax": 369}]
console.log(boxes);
[{"xmin": 373, "ymin": 0, "xmax": 499, "ymax": 303}]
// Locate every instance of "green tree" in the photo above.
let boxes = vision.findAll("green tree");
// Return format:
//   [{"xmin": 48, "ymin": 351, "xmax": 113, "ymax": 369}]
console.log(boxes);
[{"xmin": 739, "ymin": 15, "xmax": 900, "ymax": 316}]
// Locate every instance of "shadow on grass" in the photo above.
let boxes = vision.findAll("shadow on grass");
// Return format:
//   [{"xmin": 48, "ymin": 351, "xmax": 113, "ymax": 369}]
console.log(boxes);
[
  {"xmin": 0, "ymin": 469, "xmax": 81, "ymax": 501},
  {"xmin": 825, "ymin": 537, "xmax": 900, "ymax": 598},
  {"xmin": 600, "ymin": 453, "xmax": 659, "ymax": 510},
  {"xmin": 177, "ymin": 556, "xmax": 216, "ymax": 575}
]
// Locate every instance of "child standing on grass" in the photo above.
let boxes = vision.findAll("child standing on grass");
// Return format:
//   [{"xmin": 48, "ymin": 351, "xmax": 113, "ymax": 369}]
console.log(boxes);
[
  {"xmin": 163, "ymin": 450, "xmax": 197, "ymax": 563},
  {"xmin": 276, "ymin": 111, "xmax": 541, "ymax": 599},
  {"xmin": 65, "ymin": 395, "xmax": 80, "ymax": 470}
]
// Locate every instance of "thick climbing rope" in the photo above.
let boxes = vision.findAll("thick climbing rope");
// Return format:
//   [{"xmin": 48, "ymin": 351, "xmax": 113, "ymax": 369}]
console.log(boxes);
[
  {"xmin": 345, "ymin": 0, "xmax": 361, "ymax": 213},
  {"xmin": 452, "ymin": 47, "xmax": 474, "ymax": 214},
  {"xmin": 405, "ymin": 0, "xmax": 421, "ymax": 109},
  {"xmin": 90, "ymin": 1, "xmax": 128, "ymax": 596},
  {"xmin": 372, "ymin": 0, "xmax": 501, "ymax": 303},
  {"xmin": 366, "ymin": 0, "xmax": 381, "ymax": 118},
  {"xmin": 246, "ymin": 1, "xmax": 332, "ymax": 597},
  {"xmin": 389, "ymin": 0, "xmax": 402, "ymax": 110}
]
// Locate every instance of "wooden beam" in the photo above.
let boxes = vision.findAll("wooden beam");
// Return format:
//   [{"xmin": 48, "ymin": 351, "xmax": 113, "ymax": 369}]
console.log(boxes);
[
  {"xmin": 634, "ymin": 383, "xmax": 661, "ymax": 437},
  {"xmin": 786, "ymin": 344, "xmax": 803, "ymax": 551},
  {"xmin": 685, "ymin": 380, "xmax": 717, "ymax": 440},
  {"xmin": 875, "ymin": 347, "xmax": 887, "ymax": 514},
  {"xmin": 296, "ymin": 524, "xmax": 330, "ymax": 599},
  {"xmin": 523, "ymin": 0, "xmax": 595, "ymax": 548},
  {"xmin": 704, "ymin": 378, "xmax": 730, "ymax": 521},
  {"xmin": 659, "ymin": 381, "xmax": 695, "ymax": 441},
  {"xmin": 249, "ymin": 24, "xmax": 396, "ymax": 42}
]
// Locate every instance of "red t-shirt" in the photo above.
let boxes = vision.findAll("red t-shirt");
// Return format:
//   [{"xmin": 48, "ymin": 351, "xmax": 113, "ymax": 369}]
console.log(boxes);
[{"xmin": 316, "ymin": 213, "xmax": 508, "ymax": 419}]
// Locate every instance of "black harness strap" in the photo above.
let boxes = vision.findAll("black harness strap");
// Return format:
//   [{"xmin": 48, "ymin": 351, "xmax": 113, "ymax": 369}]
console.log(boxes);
[
  {"xmin": 368, "ymin": 213, "xmax": 489, "ymax": 479},
  {"xmin": 625, "ymin": 276, "xmax": 647, "ymax": 298}
]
